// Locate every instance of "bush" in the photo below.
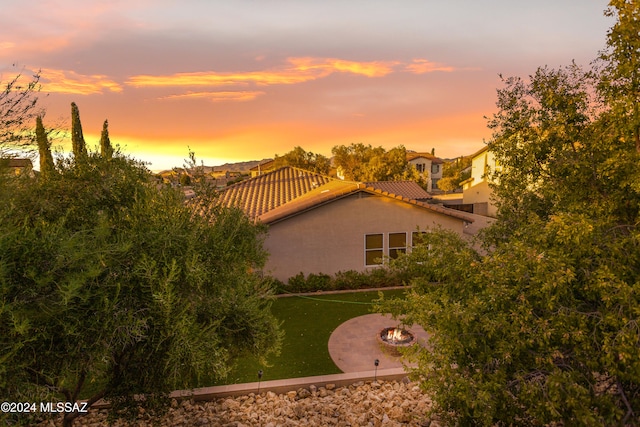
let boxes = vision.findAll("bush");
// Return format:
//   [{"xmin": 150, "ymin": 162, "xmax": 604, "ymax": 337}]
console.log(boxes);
[{"xmin": 273, "ymin": 268, "xmax": 408, "ymax": 294}]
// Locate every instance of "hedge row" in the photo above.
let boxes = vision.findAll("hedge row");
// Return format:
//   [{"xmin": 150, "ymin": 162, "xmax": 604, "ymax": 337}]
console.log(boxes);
[{"xmin": 269, "ymin": 268, "xmax": 410, "ymax": 294}]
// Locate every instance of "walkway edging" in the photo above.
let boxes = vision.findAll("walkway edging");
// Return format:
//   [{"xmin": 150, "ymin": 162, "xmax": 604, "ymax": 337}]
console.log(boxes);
[
  {"xmin": 172, "ymin": 367, "xmax": 410, "ymax": 400},
  {"xmin": 91, "ymin": 368, "xmax": 410, "ymax": 408}
]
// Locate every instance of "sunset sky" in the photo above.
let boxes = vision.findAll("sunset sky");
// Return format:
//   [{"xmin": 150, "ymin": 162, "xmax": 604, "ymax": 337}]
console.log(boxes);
[{"xmin": 2, "ymin": 1, "xmax": 612, "ymax": 171}]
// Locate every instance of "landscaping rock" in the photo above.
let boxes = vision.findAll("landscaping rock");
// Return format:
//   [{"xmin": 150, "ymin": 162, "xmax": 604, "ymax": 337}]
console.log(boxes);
[{"xmin": 38, "ymin": 380, "xmax": 433, "ymax": 427}]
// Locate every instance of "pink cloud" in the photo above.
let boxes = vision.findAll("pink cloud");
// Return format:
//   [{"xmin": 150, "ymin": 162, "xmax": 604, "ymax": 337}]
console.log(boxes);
[
  {"xmin": 159, "ymin": 91, "xmax": 265, "ymax": 102},
  {"xmin": 405, "ymin": 59, "xmax": 455, "ymax": 74},
  {"xmin": 127, "ymin": 57, "xmax": 446, "ymax": 89},
  {"xmin": 40, "ymin": 68, "xmax": 123, "ymax": 95}
]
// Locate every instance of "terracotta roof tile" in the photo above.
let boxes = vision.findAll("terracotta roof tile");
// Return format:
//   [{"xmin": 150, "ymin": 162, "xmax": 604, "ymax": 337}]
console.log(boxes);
[
  {"xmin": 218, "ymin": 166, "xmax": 333, "ymax": 220},
  {"xmin": 363, "ymin": 181, "xmax": 431, "ymax": 200},
  {"xmin": 217, "ymin": 166, "xmax": 474, "ymax": 225},
  {"xmin": 406, "ymin": 152, "xmax": 444, "ymax": 164}
]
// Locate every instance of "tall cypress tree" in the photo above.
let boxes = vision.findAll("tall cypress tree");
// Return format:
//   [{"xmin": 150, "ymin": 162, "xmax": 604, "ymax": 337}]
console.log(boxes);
[
  {"xmin": 99, "ymin": 119, "xmax": 113, "ymax": 159},
  {"xmin": 35, "ymin": 116, "xmax": 55, "ymax": 178},
  {"xmin": 71, "ymin": 102, "xmax": 87, "ymax": 159}
]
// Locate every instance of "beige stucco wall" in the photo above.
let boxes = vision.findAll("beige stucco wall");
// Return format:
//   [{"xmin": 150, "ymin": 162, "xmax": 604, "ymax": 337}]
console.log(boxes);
[
  {"xmin": 462, "ymin": 148, "xmax": 500, "ymax": 218},
  {"xmin": 262, "ymin": 193, "xmax": 467, "ymax": 281},
  {"xmin": 462, "ymin": 180, "xmax": 497, "ymax": 217},
  {"xmin": 407, "ymin": 157, "xmax": 443, "ymax": 192}
]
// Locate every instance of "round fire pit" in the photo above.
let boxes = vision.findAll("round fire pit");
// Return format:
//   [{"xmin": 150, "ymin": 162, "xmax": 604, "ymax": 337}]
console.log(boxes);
[{"xmin": 377, "ymin": 326, "xmax": 417, "ymax": 356}]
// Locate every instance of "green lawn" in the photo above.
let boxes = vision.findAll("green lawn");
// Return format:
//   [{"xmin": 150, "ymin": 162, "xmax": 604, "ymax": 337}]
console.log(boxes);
[{"xmin": 213, "ymin": 288, "xmax": 407, "ymax": 385}]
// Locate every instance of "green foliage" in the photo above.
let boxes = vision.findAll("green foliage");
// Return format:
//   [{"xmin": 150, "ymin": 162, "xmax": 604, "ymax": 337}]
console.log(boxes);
[
  {"xmin": 383, "ymin": 223, "xmax": 640, "ymax": 425},
  {"xmin": 99, "ymin": 119, "xmax": 113, "ymax": 159},
  {"xmin": 439, "ymin": 156, "xmax": 471, "ymax": 192},
  {"xmin": 70, "ymin": 102, "xmax": 87, "ymax": 160},
  {"xmin": 35, "ymin": 116, "xmax": 55, "ymax": 178},
  {"xmin": 599, "ymin": 0, "xmax": 640, "ymax": 152},
  {"xmin": 273, "ymin": 146, "xmax": 331, "ymax": 174},
  {"xmin": 277, "ymin": 268, "xmax": 407, "ymax": 294},
  {"xmin": 0, "ymin": 114, "xmax": 281, "ymax": 426},
  {"xmin": 380, "ymin": 4, "xmax": 640, "ymax": 425},
  {"xmin": 331, "ymin": 143, "xmax": 423, "ymax": 183},
  {"xmin": 179, "ymin": 172, "xmax": 191, "ymax": 186}
]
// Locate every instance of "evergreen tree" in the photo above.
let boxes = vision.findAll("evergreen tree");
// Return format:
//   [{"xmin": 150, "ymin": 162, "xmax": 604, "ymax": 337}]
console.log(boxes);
[
  {"xmin": 70, "ymin": 102, "xmax": 87, "ymax": 159},
  {"xmin": 99, "ymin": 119, "xmax": 113, "ymax": 159},
  {"xmin": 35, "ymin": 116, "xmax": 55, "ymax": 178}
]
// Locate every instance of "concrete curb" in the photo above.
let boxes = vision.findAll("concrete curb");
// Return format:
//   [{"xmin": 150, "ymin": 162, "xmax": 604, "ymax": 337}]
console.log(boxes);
[
  {"xmin": 91, "ymin": 368, "xmax": 410, "ymax": 408},
  {"xmin": 171, "ymin": 367, "xmax": 409, "ymax": 401}
]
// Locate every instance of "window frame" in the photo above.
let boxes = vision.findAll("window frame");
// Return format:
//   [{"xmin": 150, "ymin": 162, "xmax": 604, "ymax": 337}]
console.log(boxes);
[
  {"xmin": 364, "ymin": 233, "xmax": 384, "ymax": 266},
  {"xmin": 388, "ymin": 231, "xmax": 407, "ymax": 260}
]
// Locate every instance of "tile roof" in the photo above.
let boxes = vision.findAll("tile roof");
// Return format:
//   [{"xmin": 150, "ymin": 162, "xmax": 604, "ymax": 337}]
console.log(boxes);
[
  {"xmin": 217, "ymin": 166, "xmax": 333, "ymax": 220},
  {"xmin": 406, "ymin": 152, "xmax": 444, "ymax": 164},
  {"xmin": 470, "ymin": 144, "xmax": 489, "ymax": 158},
  {"xmin": 218, "ymin": 166, "xmax": 474, "ymax": 225},
  {"xmin": 363, "ymin": 181, "xmax": 431, "ymax": 200},
  {"xmin": 4, "ymin": 158, "xmax": 32, "ymax": 168}
]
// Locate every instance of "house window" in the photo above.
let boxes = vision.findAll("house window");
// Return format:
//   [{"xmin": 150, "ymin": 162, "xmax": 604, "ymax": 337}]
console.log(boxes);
[
  {"xmin": 365, "ymin": 234, "xmax": 384, "ymax": 266},
  {"xmin": 431, "ymin": 164, "xmax": 440, "ymax": 174},
  {"xmin": 388, "ymin": 232, "xmax": 407, "ymax": 259},
  {"xmin": 416, "ymin": 163, "xmax": 425, "ymax": 173}
]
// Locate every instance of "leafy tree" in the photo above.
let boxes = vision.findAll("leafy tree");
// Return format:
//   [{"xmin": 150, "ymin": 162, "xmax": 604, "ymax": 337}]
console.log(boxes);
[
  {"xmin": 439, "ymin": 156, "xmax": 471, "ymax": 192},
  {"xmin": 599, "ymin": 0, "xmax": 640, "ymax": 153},
  {"xmin": 0, "ymin": 70, "xmax": 44, "ymax": 157},
  {"xmin": 381, "ymin": 3, "xmax": 640, "ymax": 425},
  {"xmin": 273, "ymin": 146, "xmax": 331, "ymax": 174},
  {"xmin": 0, "ymin": 113, "xmax": 281, "ymax": 426},
  {"xmin": 433, "ymin": 176, "xmax": 458, "ymax": 193},
  {"xmin": 331, "ymin": 143, "xmax": 422, "ymax": 182}
]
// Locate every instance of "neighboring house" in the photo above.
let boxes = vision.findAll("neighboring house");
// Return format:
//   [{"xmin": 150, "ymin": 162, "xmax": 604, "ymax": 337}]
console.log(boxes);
[
  {"xmin": 406, "ymin": 152, "xmax": 444, "ymax": 192},
  {"xmin": 1, "ymin": 158, "xmax": 34, "ymax": 176},
  {"xmin": 249, "ymin": 159, "xmax": 276, "ymax": 177},
  {"xmin": 218, "ymin": 166, "xmax": 474, "ymax": 281},
  {"xmin": 460, "ymin": 145, "xmax": 499, "ymax": 217}
]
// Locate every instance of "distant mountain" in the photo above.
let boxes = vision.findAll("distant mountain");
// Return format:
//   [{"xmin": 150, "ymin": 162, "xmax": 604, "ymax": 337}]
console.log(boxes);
[
  {"xmin": 157, "ymin": 159, "xmax": 272, "ymax": 176},
  {"xmin": 210, "ymin": 159, "xmax": 273, "ymax": 173}
]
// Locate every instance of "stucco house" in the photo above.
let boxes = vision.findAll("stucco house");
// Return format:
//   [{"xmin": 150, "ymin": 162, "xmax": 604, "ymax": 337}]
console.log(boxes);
[
  {"xmin": 460, "ymin": 145, "xmax": 500, "ymax": 217},
  {"xmin": 218, "ymin": 166, "xmax": 474, "ymax": 281},
  {"xmin": 406, "ymin": 152, "xmax": 444, "ymax": 192}
]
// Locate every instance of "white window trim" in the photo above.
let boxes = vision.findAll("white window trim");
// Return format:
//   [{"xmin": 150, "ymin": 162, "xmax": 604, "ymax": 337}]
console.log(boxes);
[
  {"xmin": 364, "ymin": 233, "xmax": 384, "ymax": 267},
  {"xmin": 388, "ymin": 231, "xmax": 407, "ymax": 259}
]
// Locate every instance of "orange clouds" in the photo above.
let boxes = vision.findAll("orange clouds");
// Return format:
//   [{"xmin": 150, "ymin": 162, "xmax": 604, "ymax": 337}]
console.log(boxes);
[
  {"xmin": 287, "ymin": 57, "xmax": 398, "ymax": 78},
  {"xmin": 159, "ymin": 91, "xmax": 265, "ymax": 102},
  {"xmin": 31, "ymin": 56, "xmax": 456, "ymax": 101},
  {"xmin": 127, "ymin": 56, "xmax": 450, "ymax": 89},
  {"xmin": 405, "ymin": 59, "xmax": 455, "ymax": 74},
  {"xmin": 126, "ymin": 57, "xmax": 394, "ymax": 88},
  {"xmin": 40, "ymin": 68, "xmax": 122, "ymax": 95}
]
